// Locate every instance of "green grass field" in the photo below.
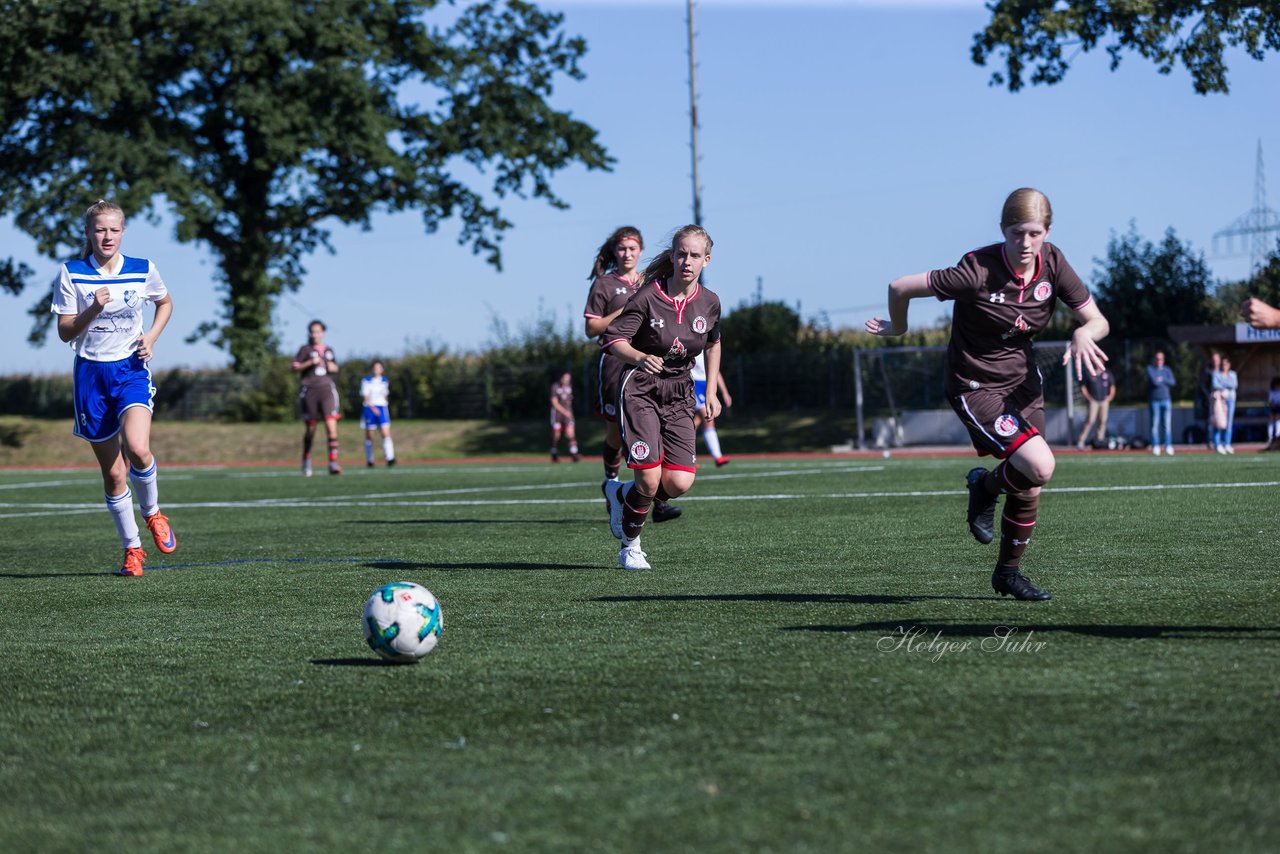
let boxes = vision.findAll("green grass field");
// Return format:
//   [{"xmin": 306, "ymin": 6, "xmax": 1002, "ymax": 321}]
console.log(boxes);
[{"xmin": 1, "ymin": 453, "xmax": 1277, "ymax": 851}]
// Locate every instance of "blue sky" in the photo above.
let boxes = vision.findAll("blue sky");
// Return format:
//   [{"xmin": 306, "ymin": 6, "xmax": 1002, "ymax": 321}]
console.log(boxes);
[{"xmin": 3, "ymin": 0, "xmax": 1278, "ymax": 375}]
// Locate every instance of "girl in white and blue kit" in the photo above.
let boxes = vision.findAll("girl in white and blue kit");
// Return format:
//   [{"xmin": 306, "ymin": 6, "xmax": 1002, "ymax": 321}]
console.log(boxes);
[{"xmin": 51, "ymin": 200, "xmax": 177, "ymax": 576}]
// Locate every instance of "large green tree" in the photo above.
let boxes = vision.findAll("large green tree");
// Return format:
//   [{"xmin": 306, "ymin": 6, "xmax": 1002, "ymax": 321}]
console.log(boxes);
[
  {"xmin": 1092, "ymin": 222, "xmax": 1213, "ymax": 339},
  {"xmin": 0, "ymin": 0, "xmax": 610, "ymax": 372},
  {"xmin": 973, "ymin": 2, "xmax": 1280, "ymax": 94}
]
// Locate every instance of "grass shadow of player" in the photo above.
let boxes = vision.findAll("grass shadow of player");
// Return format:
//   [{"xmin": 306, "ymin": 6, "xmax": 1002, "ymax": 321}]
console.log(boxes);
[
  {"xmin": 346, "ymin": 519, "xmax": 591, "ymax": 526},
  {"xmin": 782, "ymin": 620, "xmax": 1280, "ymax": 640},
  {"xmin": 365, "ymin": 560, "xmax": 603, "ymax": 572},
  {"xmin": 591, "ymin": 593, "xmax": 990, "ymax": 606}
]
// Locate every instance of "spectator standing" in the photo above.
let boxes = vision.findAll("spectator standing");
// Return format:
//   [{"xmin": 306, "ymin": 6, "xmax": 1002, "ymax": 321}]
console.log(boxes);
[
  {"xmin": 1198, "ymin": 351, "xmax": 1221, "ymax": 449},
  {"xmin": 1212, "ymin": 357, "xmax": 1239, "ymax": 454},
  {"xmin": 1146, "ymin": 350, "xmax": 1176, "ymax": 456},
  {"xmin": 1076, "ymin": 366, "xmax": 1115, "ymax": 449}
]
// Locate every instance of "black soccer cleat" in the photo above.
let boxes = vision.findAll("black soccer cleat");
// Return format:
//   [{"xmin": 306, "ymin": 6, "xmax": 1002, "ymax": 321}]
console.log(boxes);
[
  {"xmin": 966, "ymin": 467, "xmax": 997, "ymax": 545},
  {"xmin": 652, "ymin": 501, "xmax": 682, "ymax": 523},
  {"xmin": 992, "ymin": 567, "xmax": 1052, "ymax": 601},
  {"xmin": 387, "ymin": 458, "xmax": 397, "ymax": 467}
]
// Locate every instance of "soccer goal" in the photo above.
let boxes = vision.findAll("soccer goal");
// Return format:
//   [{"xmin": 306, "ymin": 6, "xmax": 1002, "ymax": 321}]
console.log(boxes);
[{"xmin": 852, "ymin": 342, "xmax": 1077, "ymax": 448}]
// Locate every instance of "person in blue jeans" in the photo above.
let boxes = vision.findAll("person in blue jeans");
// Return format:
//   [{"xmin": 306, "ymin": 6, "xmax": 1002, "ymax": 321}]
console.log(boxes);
[
  {"xmin": 1147, "ymin": 350, "xmax": 1176, "ymax": 455},
  {"xmin": 1212, "ymin": 356, "xmax": 1239, "ymax": 454}
]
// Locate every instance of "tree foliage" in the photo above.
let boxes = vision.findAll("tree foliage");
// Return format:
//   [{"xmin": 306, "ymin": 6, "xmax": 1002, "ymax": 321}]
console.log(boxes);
[
  {"xmin": 973, "ymin": 2, "xmax": 1280, "ymax": 94},
  {"xmin": 0, "ymin": 0, "xmax": 610, "ymax": 372},
  {"xmin": 1091, "ymin": 223, "xmax": 1212, "ymax": 340},
  {"xmin": 721, "ymin": 300, "xmax": 802, "ymax": 356}
]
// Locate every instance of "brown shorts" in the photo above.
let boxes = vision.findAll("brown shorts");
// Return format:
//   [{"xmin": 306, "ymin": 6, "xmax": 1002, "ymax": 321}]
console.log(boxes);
[
  {"xmin": 948, "ymin": 380, "xmax": 1044, "ymax": 459},
  {"xmin": 594, "ymin": 352, "xmax": 627, "ymax": 421},
  {"xmin": 299, "ymin": 383, "xmax": 341, "ymax": 423},
  {"xmin": 618, "ymin": 368, "xmax": 697, "ymax": 471}
]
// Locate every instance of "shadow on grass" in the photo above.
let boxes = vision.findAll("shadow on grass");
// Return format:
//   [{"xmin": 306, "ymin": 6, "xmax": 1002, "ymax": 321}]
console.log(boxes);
[
  {"xmin": 347, "ymin": 519, "xmax": 590, "ymax": 526},
  {"xmin": 0, "ymin": 571, "xmax": 118, "ymax": 579},
  {"xmin": 366, "ymin": 560, "xmax": 602, "ymax": 572},
  {"xmin": 310, "ymin": 657, "xmax": 414, "ymax": 667},
  {"xmin": 592, "ymin": 593, "xmax": 989, "ymax": 606},
  {"xmin": 783, "ymin": 620, "xmax": 1280, "ymax": 640}
]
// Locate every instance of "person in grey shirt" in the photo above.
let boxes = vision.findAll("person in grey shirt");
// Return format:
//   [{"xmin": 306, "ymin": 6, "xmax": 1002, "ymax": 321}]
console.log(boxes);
[{"xmin": 1147, "ymin": 350, "xmax": 1177, "ymax": 455}]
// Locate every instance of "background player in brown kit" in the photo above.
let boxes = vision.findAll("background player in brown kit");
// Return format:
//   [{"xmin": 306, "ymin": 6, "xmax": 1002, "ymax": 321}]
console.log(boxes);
[
  {"xmin": 602, "ymin": 224, "xmax": 723, "ymax": 570},
  {"xmin": 291, "ymin": 319, "xmax": 342, "ymax": 476},
  {"xmin": 867, "ymin": 188, "xmax": 1109, "ymax": 600},
  {"xmin": 549, "ymin": 371, "xmax": 580, "ymax": 462},
  {"xmin": 583, "ymin": 226, "xmax": 681, "ymax": 521}
]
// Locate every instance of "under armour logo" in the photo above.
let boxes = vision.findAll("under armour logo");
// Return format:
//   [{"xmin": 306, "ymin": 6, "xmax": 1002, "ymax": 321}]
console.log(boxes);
[
  {"xmin": 1012, "ymin": 538, "xmax": 1032, "ymax": 546},
  {"xmin": 650, "ymin": 318, "xmax": 665, "ymax": 329},
  {"xmin": 614, "ymin": 287, "xmax": 629, "ymax": 295},
  {"xmin": 989, "ymin": 292, "xmax": 1006, "ymax": 303}
]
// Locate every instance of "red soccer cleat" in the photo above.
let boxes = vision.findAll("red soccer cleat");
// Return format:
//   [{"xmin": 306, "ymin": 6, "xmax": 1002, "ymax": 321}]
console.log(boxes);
[
  {"xmin": 116, "ymin": 547, "xmax": 147, "ymax": 577},
  {"xmin": 145, "ymin": 511, "xmax": 177, "ymax": 554}
]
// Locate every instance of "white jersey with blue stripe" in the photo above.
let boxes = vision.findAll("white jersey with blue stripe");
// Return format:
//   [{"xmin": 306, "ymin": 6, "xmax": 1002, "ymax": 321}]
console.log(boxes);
[
  {"xmin": 361, "ymin": 375, "xmax": 390, "ymax": 407},
  {"xmin": 51, "ymin": 255, "xmax": 168, "ymax": 361},
  {"xmin": 690, "ymin": 351, "xmax": 707, "ymax": 382}
]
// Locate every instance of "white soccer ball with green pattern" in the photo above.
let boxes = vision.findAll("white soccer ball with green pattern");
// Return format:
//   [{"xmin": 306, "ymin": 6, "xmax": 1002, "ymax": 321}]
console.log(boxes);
[{"xmin": 363, "ymin": 582, "xmax": 443, "ymax": 662}]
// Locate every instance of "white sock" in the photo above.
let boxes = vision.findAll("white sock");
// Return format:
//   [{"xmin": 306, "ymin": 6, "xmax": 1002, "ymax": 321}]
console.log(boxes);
[
  {"xmin": 703, "ymin": 426, "xmax": 723, "ymax": 459},
  {"xmin": 569, "ymin": 441, "xmax": 579, "ymax": 455},
  {"xmin": 622, "ymin": 534, "xmax": 639, "ymax": 549},
  {"xmin": 365, "ymin": 439, "xmax": 374, "ymax": 464},
  {"xmin": 128, "ymin": 461, "xmax": 159, "ymax": 519},
  {"xmin": 383, "ymin": 437, "xmax": 395, "ymax": 461},
  {"xmin": 106, "ymin": 489, "xmax": 141, "ymax": 549}
]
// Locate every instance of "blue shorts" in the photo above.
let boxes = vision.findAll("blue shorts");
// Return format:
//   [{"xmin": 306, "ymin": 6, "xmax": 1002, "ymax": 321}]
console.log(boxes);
[
  {"xmin": 362, "ymin": 405, "xmax": 391, "ymax": 429},
  {"xmin": 694, "ymin": 380, "xmax": 708, "ymax": 409},
  {"xmin": 72, "ymin": 354, "xmax": 155, "ymax": 443}
]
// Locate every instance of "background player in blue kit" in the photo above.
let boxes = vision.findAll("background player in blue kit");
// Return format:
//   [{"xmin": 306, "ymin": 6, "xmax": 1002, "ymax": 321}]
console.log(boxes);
[
  {"xmin": 360, "ymin": 359, "xmax": 397, "ymax": 467},
  {"xmin": 51, "ymin": 200, "xmax": 177, "ymax": 577},
  {"xmin": 691, "ymin": 350, "xmax": 732, "ymax": 466},
  {"xmin": 867, "ymin": 188, "xmax": 1110, "ymax": 601}
]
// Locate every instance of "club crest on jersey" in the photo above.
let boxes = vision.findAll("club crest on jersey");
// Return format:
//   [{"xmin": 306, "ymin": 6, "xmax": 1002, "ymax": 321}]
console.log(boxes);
[
  {"xmin": 690, "ymin": 315, "xmax": 708, "ymax": 334},
  {"xmin": 664, "ymin": 337, "xmax": 688, "ymax": 362},
  {"xmin": 650, "ymin": 318, "xmax": 665, "ymax": 329},
  {"xmin": 1033, "ymin": 281, "xmax": 1052, "ymax": 301},
  {"xmin": 1001, "ymin": 314, "xmax": 1031, "ymax": 339},
  {"xmin": 630, "ymin": 440, "xmax": 650, "ymax": 460},
  {"xmin": 993, "ymin": 414, "xmax": 1019, "ymax": 437},
  {"xmin": 121, "ymin": 289, "xmax": 138, "ymax": 307}
]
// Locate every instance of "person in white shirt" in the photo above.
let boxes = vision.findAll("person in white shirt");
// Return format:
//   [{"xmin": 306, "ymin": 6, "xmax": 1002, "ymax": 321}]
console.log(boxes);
[
  {"xmin": 691, "ymin": 351, "xmax": 733, "ymax": 466},
  {"xmin": 360, "ymin": 359, "xmax": 397, "ymax": 467},
  {"xmin": 50, "ymin": 200, "xmax": 177, "ymax": 577}
]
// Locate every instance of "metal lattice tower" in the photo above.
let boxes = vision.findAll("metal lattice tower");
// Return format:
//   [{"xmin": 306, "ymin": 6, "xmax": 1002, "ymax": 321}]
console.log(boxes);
[
  {"xmin": 1213, "ymin": 139, "xmax": 1280, "ymax": 274},
  {"xmin": 686, "ymin": 0, "xmax": 703, "ymax": 227}
]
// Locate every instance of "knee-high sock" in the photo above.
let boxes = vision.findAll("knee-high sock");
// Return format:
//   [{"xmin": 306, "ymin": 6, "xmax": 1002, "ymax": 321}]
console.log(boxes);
[
  {"xmin": 383, "ymin": 436, "xmax": 395, "ymax": 461},
  {"xmin": 984, "ymin": 460, "xmax": 1037, "ymax": 496},
  {"xmin": 622, "ymin": 483, "xmax": 653, "ymax": 541},
  {"xmin": 703, "ymin": 425, "xmax": 723, "ymax": 460},
  {"xmin": 603, "ymin": 441, "xmax": 622, "ymax": 480},
  {"xmin": 327, "ymin": 437, "xmax": 339, "ymax": 463},
  {"xmin": 106, "ymin": 488, "xmax": 141, "ymax": 549},
  {"xmin": 303, "ymin": 432, "xmax": 314, "ymax": 459},
  {"xmin": 997, "ymin": 491, "xmax": 1039, "ymax": 569},
  {"xmin": 365, "ymin": 439, "xmax": 375, "ymax": 464},
  {"xmin": 652, "ymin": 482, "xmax": 673, "ymax": 514},
  {"xmin": 128, "ymin": 460, "xmax": 159, "ymax": 519}
]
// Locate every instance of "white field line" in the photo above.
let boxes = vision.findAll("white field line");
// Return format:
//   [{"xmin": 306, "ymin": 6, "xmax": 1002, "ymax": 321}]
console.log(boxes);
[{"xmin": 1, "ymin": 478, "xmax": 1277, "ymax": 520}]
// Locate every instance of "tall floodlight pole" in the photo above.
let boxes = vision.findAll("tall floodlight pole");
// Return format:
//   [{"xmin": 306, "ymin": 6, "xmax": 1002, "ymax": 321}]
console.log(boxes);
[{"xmin": 686, "ymin": 0, "xmax": 703, "ymax": 226}]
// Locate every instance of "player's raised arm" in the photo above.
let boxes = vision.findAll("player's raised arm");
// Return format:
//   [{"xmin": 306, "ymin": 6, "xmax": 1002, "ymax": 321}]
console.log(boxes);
[{"xmin": 866, "ymin": 273, "xmax": 932, "ymax": 336}]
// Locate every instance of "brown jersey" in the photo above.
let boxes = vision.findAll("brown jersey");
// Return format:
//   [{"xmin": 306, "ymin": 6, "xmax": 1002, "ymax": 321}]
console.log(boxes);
[
  {"xmin": 601, "ymin": 280, "xmax": 722, "ymax": 378},
  {"xmin": 294, "ymin": 343, "xmax": 338, "ymax": 389},
  {"xmin": 583, "ymin": 273, "xmax": 643, "ymax": 337},
  {"xmin": 928, "ymin": 242, "xmax": 1091, "ymax": 395},
  {"xmin": 550, "ymin": 381, "xmax": 573, "ymax": 414}
]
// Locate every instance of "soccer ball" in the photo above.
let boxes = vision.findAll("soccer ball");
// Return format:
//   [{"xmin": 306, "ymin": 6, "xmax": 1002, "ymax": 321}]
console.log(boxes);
[{"xmin": 363, "ymin": 581, "xmax": 443, "ymax": 662}]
